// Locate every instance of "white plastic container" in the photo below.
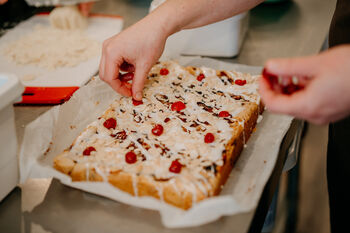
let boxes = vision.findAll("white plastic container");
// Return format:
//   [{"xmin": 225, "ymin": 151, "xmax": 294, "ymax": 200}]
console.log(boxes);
[
  {"xmin": 163, "ymin": 12, "xmax": 249, "ymax": 58},
  {"xmin": 0, "ymin": 74, "xmax": 24, "ymax": 201},
  {"xmin": 150, "ymin": 0, "xmax": 250, "ymax": 58}
]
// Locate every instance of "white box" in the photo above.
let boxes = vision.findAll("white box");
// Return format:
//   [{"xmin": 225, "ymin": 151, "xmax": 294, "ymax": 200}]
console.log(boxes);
[
  {"xmin": 163, "ymin": 12, "xmax": 249, "ymax": 58},
  {"xmin": 0, "ymin": 74, "xmax": 24, "ymax": 201}
]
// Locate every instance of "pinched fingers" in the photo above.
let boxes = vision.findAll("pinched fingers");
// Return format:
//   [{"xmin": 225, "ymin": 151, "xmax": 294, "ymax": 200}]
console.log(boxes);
[
  {"xmin": 261, "ymin": 46, "xmax": 350, "ymax": 124},
  {"xmin": 260, "ymin": 55, "xmax": 327, "ymax": 122},
  {"xmin": 99, "ymin": 39, "xmax": 149, "ymax": 99},
  {"xmin": 259, "ymin": 77, "xmax": 310, "ymax": 118},
  {"xmin": 132, "ymin": 61, "xmax": 153, "ymax": 100},
  {"xmin": 260, "ymin": 76, "xmax": 335, "ymax": 124},
  {"xmin": 99, "ymin": 40, "xmax": 132, "ymax": 97}
]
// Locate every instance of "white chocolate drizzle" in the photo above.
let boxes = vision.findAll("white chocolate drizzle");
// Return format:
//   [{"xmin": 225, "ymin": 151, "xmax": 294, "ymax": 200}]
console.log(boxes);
[
  {"xmin": 132, "ymin": 174, "xmax": 138, "ymax": 196},
  {"xmin": 155, "ymin": 184, "xmax": 164, "ymax": 202}
]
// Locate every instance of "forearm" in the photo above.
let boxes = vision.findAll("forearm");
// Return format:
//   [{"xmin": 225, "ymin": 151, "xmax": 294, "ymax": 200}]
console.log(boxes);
[{"xmin": 144, "ymin": 0, "xmax": 264, "ymax": 37}]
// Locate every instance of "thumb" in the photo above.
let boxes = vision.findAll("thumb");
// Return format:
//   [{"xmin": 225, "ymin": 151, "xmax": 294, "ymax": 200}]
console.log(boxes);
[
  {"xmin": 132, "ymin": 62, "xmax": 151, "ymax": 100},
  {"xmin": 265, "ymin": 55, "xmax": 321, "ymax": 77}
]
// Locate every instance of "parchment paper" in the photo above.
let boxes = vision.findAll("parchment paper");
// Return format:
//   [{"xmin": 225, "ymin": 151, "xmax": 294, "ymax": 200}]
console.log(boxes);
[{"xmin": 19, "ymin": 57, "xmax": 293, "ymax": 228}]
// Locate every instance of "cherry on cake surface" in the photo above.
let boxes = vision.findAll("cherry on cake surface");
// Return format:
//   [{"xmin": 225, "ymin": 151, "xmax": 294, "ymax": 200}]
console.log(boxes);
[
  {"xmin": 169, "ymin": 160, "xmax": 182, "ymax": 173},
  {"xmin": 103, "ymin": 118, "xmax": 117, "ymax": 130},
  {"xmin": 218, "ymin": 111, "xmax": 230, "ymax": 118},
  {"xmin": 197, "ymin": 73, "xmax": 205, "ymax": 81},
  {"xmin": 160, "ymin": 68, "xmax": 169, "ymax": 75},
  {"xmin": 125, "ymin": 151, "xmax": 137, "ymax": 164},
  {"xmin": 171, "ymin": 101, "xmax": 186, "ymax": 112},
  {"xmin": 83, "ymin": 146, "xmax": 96, "ymax": 156},
  {"xmin": 152, "ymin": 124, "xmax": 164, "ymax": 136},
  {"xmin": 234, "ymin": 79, "xmax": 247, "ymax": 86},
  {"xmin": 204, "ymin": 133, "xmax": 215, "ymax": 143}
]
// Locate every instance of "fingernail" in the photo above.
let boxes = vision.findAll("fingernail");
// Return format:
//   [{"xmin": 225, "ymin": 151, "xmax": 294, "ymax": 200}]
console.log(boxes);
[{"xmin": 135, "ymin": 92, "xmax": 142, "ymax": 100}]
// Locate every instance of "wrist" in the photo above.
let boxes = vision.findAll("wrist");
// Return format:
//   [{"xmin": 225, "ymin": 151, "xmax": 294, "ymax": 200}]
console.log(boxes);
[{"xmin": 142, "ymin": 5, "xmax": 182, "ymax": 39}]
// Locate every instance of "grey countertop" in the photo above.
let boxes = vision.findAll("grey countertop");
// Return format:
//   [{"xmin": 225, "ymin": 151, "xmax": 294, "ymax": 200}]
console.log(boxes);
[{"xmin": 0, "ymin": 0, "xmax": 336, "ymax": 232}]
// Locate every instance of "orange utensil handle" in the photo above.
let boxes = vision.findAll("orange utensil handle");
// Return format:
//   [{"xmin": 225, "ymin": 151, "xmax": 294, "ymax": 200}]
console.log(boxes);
[{"xmin": 18, "ymin": 86, "xmax": 79, "ymax": 105}]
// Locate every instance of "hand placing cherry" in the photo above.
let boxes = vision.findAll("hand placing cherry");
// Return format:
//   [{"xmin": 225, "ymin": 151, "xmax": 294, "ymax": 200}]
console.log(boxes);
[{"xmin": 262, "ymin": 68, "xmax": 308, "ymax": 95}]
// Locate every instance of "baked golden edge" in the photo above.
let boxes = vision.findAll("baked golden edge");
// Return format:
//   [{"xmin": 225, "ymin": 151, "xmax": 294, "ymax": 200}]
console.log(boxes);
[{"xmin": 53, "ymin": 101, "xmax": 263, "ymax": 210}]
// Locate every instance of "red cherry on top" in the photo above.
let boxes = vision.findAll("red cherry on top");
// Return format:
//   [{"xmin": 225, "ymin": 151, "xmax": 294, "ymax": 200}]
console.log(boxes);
[
  {"xmin": 152, "ymin": 124, "xmax": 164, "ymax": 136},
  {"xmin": 103, "ymin": 118, "xmax": 117, "ymax": 130},
  {"xmin": 197, "ymin": 73, "xmax": 205, "ymax": 81},
  {"xmin": 235, "ymin": 79, "xmax": 247, "ymax": 86},
  {"xmin": 83, "ymin": 146, "xmax": 96, "ymax": 156},
  {"xmin": 125, "ymin": 151, "xmax": 137, "ymax": 164},
  {"xmin": 132, "ymin": 99, "xmax": 143, "ymax": 106},
  {"xmin": 218, "ymin": 111, "xmax": 230, "ymax": 118},
  {"xmin": 171, "ymin": 101, "xmax": 186, "ymax": 112},
  {"xmin": 160, "ymin": 68, "xmax": 169, "ymax": 76},
  {"xmin": 204, "ymin": 133, "xmax": 215, "ymax": 143},
  {"xmin": 169, "ymin": 160, "xmax": 182, "ymax": 173}
]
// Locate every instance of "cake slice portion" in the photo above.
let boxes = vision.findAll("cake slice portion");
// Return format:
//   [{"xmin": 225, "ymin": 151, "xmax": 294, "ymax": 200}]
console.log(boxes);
[{"xmin": 54, "ymin": 61, "xmax": 263, "ymax": 209}]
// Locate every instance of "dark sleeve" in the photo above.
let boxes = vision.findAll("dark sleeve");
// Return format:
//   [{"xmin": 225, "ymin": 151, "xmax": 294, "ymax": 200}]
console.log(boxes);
[{"xmin": 329, "ymin": 0, "xmax": 350, "ymax": 47}]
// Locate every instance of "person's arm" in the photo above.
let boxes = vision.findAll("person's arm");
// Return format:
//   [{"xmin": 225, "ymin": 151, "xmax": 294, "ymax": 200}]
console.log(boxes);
[
  {"xmin": 99, "ymin": 0, "xmax": 264, "ymax": 100},
  {"xmin": 259, "ymin": 45, "xmax": 350, "ymax": 124},
  {"xmin": 0, "ymin": 0, "xmax": 8, "ymax": 4},
  {"xmin": 153, "ymin": 0, "xmax": 263, "ymax": 35}
]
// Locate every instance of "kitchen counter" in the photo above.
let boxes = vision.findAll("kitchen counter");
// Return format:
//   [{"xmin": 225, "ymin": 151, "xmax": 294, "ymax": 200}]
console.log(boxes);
[{"xmin": 0, "ymin": 0, "xmax": 336, "ymax": 232}]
